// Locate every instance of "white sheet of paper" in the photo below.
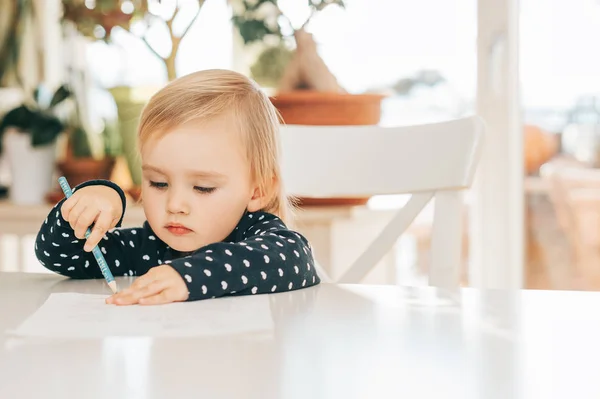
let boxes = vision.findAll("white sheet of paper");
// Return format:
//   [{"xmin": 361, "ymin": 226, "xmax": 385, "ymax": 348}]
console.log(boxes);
[{"xmin": 11, "ymin": 293, "xmax": 274, "ymax": 338}]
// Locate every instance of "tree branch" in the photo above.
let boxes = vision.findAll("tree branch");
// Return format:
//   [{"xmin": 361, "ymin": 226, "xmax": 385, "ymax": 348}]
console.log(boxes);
[
  {"xmin": 300, "ymin": 7, "xmax": 317, "ymax": 30},
  {"xmin": 141, "ymin": 35, "xmax": 165, "ymax": 62},
  {"xmin": 165, "ymin": 1, "xmax": 181, "ymax": 32},
  {"xmin": 139, "ymin": 0, "xmax": 150, "ymax": 12},
  {"xmin": 179, "ymin": 2, "xmax": 203, "ymax": 40},
  {"xmin": 278, "ymin": 11, "xmax": 294, "ymax": 33}
]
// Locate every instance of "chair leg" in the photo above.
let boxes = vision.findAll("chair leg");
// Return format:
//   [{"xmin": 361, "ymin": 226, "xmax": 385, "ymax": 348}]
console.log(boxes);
[
  {"xmin": 429, "ymin": 191, "xmax": 463, "ymax": 288},
  {"xmin": 339, "ymin": 192, "xmax": 433, "ymax": 284}
]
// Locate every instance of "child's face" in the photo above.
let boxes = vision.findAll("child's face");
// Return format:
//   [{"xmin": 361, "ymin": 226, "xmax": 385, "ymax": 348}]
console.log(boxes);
[{"xmin": 140, "ymin": 113, "xmax": 262, "ymax": 253}]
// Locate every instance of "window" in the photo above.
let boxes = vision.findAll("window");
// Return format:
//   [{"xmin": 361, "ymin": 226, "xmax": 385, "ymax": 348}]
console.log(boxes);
[
  {"xmin": 85, "ymin": 0, "xmax": 233, "ymax": 88},
  {"xmin": 306, "ymin": 0, "xmax": 477, "ymax": 126}
]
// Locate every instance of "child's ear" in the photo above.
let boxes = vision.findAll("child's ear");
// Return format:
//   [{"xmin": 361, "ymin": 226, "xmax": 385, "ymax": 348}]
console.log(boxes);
[
  {"xmin": 247, "ymin": 185, "xmax": 267, "ymax": 213},
  {"xmin": 247, "ymin": 177, "xmax": 277, "ymax": 213}
]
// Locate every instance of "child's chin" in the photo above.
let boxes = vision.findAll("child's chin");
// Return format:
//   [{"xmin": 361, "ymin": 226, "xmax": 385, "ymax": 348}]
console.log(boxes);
[{"xmin": 167, "ymin": 240, "xmax": 200, "ymax": 254}]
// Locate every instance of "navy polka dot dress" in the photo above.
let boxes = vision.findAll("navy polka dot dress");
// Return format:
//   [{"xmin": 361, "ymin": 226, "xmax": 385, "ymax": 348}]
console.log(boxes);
[{"xmin": 34, "ymin": 180, "xmax": 321, "ymax": 300}]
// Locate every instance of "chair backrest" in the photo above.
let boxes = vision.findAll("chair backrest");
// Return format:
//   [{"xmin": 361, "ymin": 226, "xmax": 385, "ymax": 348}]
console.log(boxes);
[{"xmin": 280, "ymin": 116, "xmax": 485, "ymax": 287}]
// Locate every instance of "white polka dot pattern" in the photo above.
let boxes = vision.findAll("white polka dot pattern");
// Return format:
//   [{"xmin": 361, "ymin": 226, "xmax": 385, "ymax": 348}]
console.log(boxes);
[{"xmin": 34, "ymin": 184, "xmax": 320, "ymax": 302}]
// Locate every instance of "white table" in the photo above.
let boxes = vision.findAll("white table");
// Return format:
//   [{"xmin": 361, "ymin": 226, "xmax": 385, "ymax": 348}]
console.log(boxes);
[{"xmin": 1, "ymin": 272, "xmax": 600, "ymax": 398}]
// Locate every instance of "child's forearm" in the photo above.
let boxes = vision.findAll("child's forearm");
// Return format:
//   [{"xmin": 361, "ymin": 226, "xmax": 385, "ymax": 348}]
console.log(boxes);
[
  {"xmin": 35, "ymin": 200, "xmax": 149, "ymax": 279},
  {"xmin": 35, "ymin": 201, "xmax": 100, "ymax": 278},
  {"xmin": 167, "ymin": 218, "xmax": 320, "ymax": 301}
]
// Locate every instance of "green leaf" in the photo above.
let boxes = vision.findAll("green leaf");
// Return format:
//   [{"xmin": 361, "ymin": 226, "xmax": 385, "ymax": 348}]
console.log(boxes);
[
  {"xmin": 71, "ymin": 125, "xmax": 93, "ymax": 158},
  {"xmin": 48, "ymin": 85, "xmax": 71, "ymax": 109},
  {"xmin": 392, "ymin": 78, "xmax": 417, "ymax": 95},
  {"xmin": 0, "ymin": 105, "xmax": 64, "ymax": 153},
  {"xmin": 309, "ymin": 0, "xmax": 345, "ymax": 11},
  {"xmin": 33, "ymin": 86, "xmax": 41, "ymax": 104},
  {"xmin": 250, "ymin": 45, "xmax": 293, "ymax": 88},
  {"xmin": 0, "ymin": 106, "xmax": 34, "ymax": 132},
  {"xmin": 101, "ymin": 117, "xmax": 122, "ymax": 157},
  {"xmin": 241, "ymin": 0, "xmax": 278, "ymax": 12},
  {"xmin": 0, "ymin": 105, "xmax": 33, "ymax": 153},
  {"xmin": 30, "ymin": 114, "xmax": 63, "ymax": 147},
  {"xmin": 233, "ymin": 17, "xmax": 277, "ymax": 44}
]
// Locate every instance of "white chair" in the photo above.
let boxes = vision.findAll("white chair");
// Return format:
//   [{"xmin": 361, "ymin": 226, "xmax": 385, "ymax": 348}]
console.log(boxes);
[
  {"xmin": 540, "ymin": 162, "xmax": 600, "ymax": 282},
  {"xmin": 280, "ymin": 116, "xmax": 485, "ymax": 288}
]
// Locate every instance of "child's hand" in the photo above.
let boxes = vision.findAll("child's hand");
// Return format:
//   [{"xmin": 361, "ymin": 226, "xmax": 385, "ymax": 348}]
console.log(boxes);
[
  {"xmin": 106, "ymin": 265, "xmax": 189, "ymax": 306},
  {"xmin": 61, "ymin": 185, "xmax": 123, "ymax": 251}
]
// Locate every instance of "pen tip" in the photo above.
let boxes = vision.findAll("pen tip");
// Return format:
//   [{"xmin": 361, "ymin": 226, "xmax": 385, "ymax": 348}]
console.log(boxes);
[{"xmin": 108, "ymin": 281, "xmax": 118, "ymax": 294}]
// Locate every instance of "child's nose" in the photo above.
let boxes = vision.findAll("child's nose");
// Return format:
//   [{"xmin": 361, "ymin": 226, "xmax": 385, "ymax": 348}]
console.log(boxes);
[{"xmin": 166, "ymin": 193, "xmax": 190, "ymax": 215}]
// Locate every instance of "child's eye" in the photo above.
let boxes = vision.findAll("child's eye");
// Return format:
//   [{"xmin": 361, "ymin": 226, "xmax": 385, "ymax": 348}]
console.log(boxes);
[
  {"xmin": 149, "ymin": 181, "xmax": 168, "ymax": 189},
  {"xmin": 194, "ymin": 186, "xmax": 216, "ymax": 194}
]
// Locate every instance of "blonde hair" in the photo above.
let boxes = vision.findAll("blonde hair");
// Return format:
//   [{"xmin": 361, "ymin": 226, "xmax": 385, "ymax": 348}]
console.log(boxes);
[{"xmin": 137, "ymin": 69, "xmax": 294, "ymax": 223}]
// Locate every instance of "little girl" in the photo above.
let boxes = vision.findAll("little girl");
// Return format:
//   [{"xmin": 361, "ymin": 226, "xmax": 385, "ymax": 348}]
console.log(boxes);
[{"xmin": 35, "ymin": 69, "xmax": 320, "ymax": 305}]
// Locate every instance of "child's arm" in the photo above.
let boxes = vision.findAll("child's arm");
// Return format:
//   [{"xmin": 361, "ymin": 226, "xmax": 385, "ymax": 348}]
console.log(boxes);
[
  {"xmin": 34, "ymin": 180, "xmax": 149, "ymax": 279},
  {"xmin": 167, "ymin": 212, "xmax": 320, "ymax": 300}
]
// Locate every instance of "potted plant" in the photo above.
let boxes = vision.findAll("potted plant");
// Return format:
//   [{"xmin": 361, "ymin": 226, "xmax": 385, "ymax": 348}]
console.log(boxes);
[
  {"xmin": 0, "ymin": 85, "xmax": 70, "ymax": 205},
  {"xmin": 49, "ymin": 75, "xmax": 122, "ymax": 202},
  {"xmin": 232, "ymin": 0, "xmax": 386, "ymax": 126},
  {"xmin": 0, "ymin": 0, "xmax": 48, "ymax": 110},
  {"xmin": 44, "ymin": 117, "xmax": 121, "ymax": 203},
  {"xmin": 0, "ymin": 0, "xmax": 36, "ymax": 196},
  {"xmin": 0, "ymin": 0, "xmax": 33, "ymax": 88},
  {"xmin": 61, "ymin": 0, "xmax": 205, "ymax": 188}
]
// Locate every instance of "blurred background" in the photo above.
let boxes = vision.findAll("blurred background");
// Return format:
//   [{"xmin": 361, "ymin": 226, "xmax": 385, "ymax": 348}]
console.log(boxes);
[{"xmin": 2, "ymin": 0, "xmax": 600, "ymax": 291}]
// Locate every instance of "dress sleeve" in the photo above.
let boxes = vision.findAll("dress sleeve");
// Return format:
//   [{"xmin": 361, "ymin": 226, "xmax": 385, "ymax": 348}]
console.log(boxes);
[
  {"xmin": 167, "ymin": 212, "xmax": 320, "ymax": 301},
  {"xmin": 34, "ymin": 180, "xmax": 151, "ymax": 279}
]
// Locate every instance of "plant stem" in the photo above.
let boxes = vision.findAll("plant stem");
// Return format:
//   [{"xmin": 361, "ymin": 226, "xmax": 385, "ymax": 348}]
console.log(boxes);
[
  {"xmin": 141, "ymin": 36, "xmax": 163, "ymax": 64},
  {"xmin": 165, "ymin": 54, "xmax": 177, "ymax": 81},
  {"xmin": 278, "ymin": 11, "xmax": 295, "ymax": 34},
  {"xmin": 300, "ymin": 7, "xmax": 317, "ymax": 30},
  {"xmin": 139, "ymin": 0, "xmax": 203, "ymax": 82}
]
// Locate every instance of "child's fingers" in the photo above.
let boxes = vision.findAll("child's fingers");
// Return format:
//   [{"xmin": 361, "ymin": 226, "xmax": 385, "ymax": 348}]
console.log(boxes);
[
  {"xmin": 129, "ymin": 272, "xmax": 155, "ymax": 291},
  {"xmin": 65, "ymin": 200, "xmax": 89, "ymax": 235},
  {"xmin": 138, "ymin": 291, "xmax": 171, "ymax": 306},
  {"xmin": 111, "ymin": 280, "xmax": 166, "ymax": 305},
  {"xmin": 109, "ymin": 273, "xmax": 155, "ymax": 300},
  {"xmin": 60, "ymin": 195, "xmax": 80, "ymax": 221},
  {"xmin": 72, "ymin": 206, "xmax": 100, "ymax": 240},
  {"xmin": 65, "ymin": 199, "xmax": 87, "ymax": 227},
  {"xmin": 84, "ymin": 211, "xmax": 114, "ymax": 251}
]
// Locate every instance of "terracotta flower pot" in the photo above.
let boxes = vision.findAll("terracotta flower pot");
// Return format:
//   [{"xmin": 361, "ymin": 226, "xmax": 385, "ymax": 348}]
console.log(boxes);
[
  {"xmin": 270, "ymin": 91, "xmax": 386, "ymax": 126},
  {"xmin": 46, "ymin": 157, "xmax": 116, "ymax": 204},
  {"xmin": 57, "ymin": 157, "xmax": 116, "ymax": 187}
]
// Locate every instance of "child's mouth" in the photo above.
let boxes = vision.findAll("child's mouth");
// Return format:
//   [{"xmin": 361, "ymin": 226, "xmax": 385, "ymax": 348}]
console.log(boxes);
[{"xmin": 165, "ymin": 224, "xmax": 193, "ymax": 236}]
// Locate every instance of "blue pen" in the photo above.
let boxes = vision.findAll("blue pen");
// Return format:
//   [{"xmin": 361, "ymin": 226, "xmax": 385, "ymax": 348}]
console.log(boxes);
[{"xmin": 58, "ymin": 176, "xmax": 118, "ymax": 294}]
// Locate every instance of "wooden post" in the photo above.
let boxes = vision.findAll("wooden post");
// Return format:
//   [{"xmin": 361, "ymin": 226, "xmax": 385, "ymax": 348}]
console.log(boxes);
[{"xmin": 470, "ymin": 0, "xmax": 524, "ymax": 289}]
